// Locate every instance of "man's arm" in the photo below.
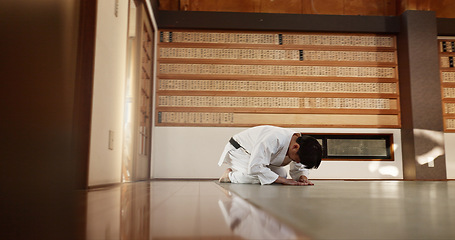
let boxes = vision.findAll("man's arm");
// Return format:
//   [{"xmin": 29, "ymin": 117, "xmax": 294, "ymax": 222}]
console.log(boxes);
[
  {"xmin": 289, "ymin": 162, "xmax": 313, "ymax": 185},
  {"xmin": 274, "ymin": 176, "xmax": 309, "ymax": 186}
]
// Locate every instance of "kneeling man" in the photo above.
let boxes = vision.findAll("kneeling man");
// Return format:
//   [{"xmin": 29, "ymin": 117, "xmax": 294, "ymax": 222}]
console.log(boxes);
[{"xmin": 218, "ymin": 125, "xmax": 322, "ymax": 186}]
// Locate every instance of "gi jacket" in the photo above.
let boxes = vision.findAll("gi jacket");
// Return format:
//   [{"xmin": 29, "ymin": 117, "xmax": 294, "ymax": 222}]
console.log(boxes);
[{"xmin": 218, "ymin": 125, "xmax": 309, "ymax": 184}]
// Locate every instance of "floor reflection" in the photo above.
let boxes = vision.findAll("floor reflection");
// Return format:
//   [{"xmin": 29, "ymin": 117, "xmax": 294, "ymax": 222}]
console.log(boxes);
[
  {"xmin": 120, "ymin": 183, "xmax": 150, "ymax": 240},
  {"xmin": 218, "ymin": 195, "xmax": 299, "ymax": 239},
  {"xmin": 85, "ymin": 181, "xmax": 304, "ymax": 240}
]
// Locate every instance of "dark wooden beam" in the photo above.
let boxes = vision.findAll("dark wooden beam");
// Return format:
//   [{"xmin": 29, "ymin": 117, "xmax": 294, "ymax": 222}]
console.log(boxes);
[
  {"xmin": 156, "ymin": 10, "xmax": 400, "ymax": 33},
  {"xmin": 437, "ymin": 18, "xmax": 455, "ymax": 36}
]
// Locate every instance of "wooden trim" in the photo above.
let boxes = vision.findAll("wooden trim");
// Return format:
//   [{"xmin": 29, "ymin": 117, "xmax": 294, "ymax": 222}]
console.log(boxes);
[
  {"xmin": 158, "ymin": 42, "xmax": 397, "ymax": 52},
  {"xmin": 155, "ymin": 112, "xmax": 400, "ymax": 128},
  {"xmin": 73, "ymin": 0, "xmax": 97, "ymax": 189},
  {"xmin": 88, "ymin": 182, "xmax": 123, "ymax": 191},
  {"xmin": 158, "ymin": 58, "xmax": 397, "ymax": 67},
  {"xmin": 307, "ymin": 133, "xmax": 395, "ymax": 161},
  {"xmin": 158, "ymin": 28, "xmax": 399, "ymax": 35},
  {"xmin": 441, "ymin": 83, "xmax": 455, "ymax": 88},
  {"xmin": 157, "ymin": 74, "xmax": 399, "ymax": 82},
  {"xmin": 157, "ymin": 90, "xmax": 399, "ymax": 98},
  {"xmin": 156, "ymin": 107, "xmax": 399, "ymax": 114}
]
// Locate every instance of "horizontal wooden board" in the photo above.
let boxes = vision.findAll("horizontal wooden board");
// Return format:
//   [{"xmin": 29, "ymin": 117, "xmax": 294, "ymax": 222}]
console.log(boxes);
[{"xmin": 156, "ymin": 111, "xmax": 400, "ymax": 127}]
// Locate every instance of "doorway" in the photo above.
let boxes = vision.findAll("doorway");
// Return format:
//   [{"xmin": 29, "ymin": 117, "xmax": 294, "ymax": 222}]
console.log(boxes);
[{"xmin": 122, "ymin": 0, "xmax": 154, "ymax": 182}]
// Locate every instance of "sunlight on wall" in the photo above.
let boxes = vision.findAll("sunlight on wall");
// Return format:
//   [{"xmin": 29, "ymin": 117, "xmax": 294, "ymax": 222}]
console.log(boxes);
[
  {"xmin": 368, "ymin": 162, "xmax": 399, "ymax": 177},
  {"xmin": 378, "ymin": 166, "xmax": 400, "ymax": 177},
  {"xmin": 414, "ymin": 129, "xmax": 445, "ymax": 165}
]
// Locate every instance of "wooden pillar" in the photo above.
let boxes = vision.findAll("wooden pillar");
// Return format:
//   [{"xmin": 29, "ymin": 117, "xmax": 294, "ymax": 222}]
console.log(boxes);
[
  {"xmin": 1, "ymin": 0, "xmax": 87, "ymax": 238},
  {"xmin": 398, "ymin": 10, "xmax": 447, "ymax": 180}
]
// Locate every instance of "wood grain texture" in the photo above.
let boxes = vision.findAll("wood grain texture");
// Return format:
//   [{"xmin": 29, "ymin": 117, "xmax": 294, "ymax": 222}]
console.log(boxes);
[{"xmin": 158, "ymin": 0, "xmax": 455, "ymax": 18}]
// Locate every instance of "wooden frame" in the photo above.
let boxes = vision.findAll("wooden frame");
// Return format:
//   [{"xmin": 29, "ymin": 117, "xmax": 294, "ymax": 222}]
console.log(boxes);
[
  {"xmin": 307, "ymin": 133, "xmax": 394, "ymax": 161},
  {"xmin": 438, "ymin": 39, "xmax": 455, "ymax": 133},
  {"xmin": 122, "ymin": 0, "xmax": 155, "ymax": 182},
  {"xmin": 74, "ymin": 0, "xmax": 98, "ymax": 189},
  {"xmin": 156, "ymin": 29, "xmax": 400, "ymax": 128}
]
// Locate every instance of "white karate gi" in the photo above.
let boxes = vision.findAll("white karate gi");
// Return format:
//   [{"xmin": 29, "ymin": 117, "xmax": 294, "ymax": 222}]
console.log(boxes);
[{"xmin": 218, "ymin": 125, "xmax": 309, "ymax": 185}]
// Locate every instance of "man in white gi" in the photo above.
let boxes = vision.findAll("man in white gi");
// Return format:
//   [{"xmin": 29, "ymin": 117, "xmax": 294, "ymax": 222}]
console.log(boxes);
[{"xmin": 218, "ymin": 125, "xmax": 322, "ymax": 186}]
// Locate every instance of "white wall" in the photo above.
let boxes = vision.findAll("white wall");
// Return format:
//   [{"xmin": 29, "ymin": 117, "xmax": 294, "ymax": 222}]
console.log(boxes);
[
  {"xmin": 445, "ymin": 133, "xmax": 455, "ymax": 179},
  {"xmin": 152, "ymin": 127, "xmax": 403, "ymax": 180},
  {"xmin": 88, "ymin": 0, "xmax": 129, "ymax": 186}
]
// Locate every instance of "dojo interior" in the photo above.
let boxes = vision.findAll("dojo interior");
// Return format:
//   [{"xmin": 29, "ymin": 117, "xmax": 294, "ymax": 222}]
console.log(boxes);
[{"xmin": 2, "ymin": 0, "xmax": 455, "ymax": 239}]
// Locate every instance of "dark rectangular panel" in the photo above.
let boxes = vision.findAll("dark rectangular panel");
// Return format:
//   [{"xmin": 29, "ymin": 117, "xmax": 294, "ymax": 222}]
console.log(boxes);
[
  {"xmin": 437, "ymin": 18, "xmax": 455, "ymax": 36},
  {"xmin": 156, "ymin": 10, "xmax": 400, "ymax": 33}
]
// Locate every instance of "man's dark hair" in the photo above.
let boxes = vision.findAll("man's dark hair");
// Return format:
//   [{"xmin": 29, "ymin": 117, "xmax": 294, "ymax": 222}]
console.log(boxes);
[{"xmin": 296, "ymin": 135, "xmax": 322, "ymax": 169}]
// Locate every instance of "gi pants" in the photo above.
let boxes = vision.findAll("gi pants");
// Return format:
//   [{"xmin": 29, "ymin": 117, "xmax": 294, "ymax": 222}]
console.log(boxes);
[{"xmin": 222, "ymin": 145, "xmax": 286, "ymax": 184}]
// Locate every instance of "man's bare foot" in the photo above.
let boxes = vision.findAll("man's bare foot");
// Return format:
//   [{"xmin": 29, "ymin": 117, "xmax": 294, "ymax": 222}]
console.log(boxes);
[{"xmin": 219, "ymin": 168, "xmax": 232, "ymax": 183}]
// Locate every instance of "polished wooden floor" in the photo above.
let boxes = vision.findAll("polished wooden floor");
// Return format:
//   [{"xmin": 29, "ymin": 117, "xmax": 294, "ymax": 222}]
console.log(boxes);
[
  {"xmin": 84, "ymin": 180, "xmax": 455, "ymax": 240},
  {"xmin": 86, "ymin": 180, "xmax": 306, "ymax": 239}
]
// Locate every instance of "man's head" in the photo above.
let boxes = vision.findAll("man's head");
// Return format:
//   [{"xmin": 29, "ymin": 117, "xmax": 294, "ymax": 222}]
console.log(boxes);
[{"xmin": 296, "ymin": 135, "xmax": 322, "ymax": 169}]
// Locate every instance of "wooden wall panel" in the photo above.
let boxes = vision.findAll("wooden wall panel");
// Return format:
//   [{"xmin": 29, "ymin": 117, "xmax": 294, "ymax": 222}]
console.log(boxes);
[
  {"xmin": 384, "ymin": 0, "xmax": 397, "ymax": 16},
  {"xmin": 159, "ymin": 0, "xmax": 455, "ymax": 18},
  {"xmin": 306, "ymin": 0, "xmax": 345, "ymax": 15},
  {"xmin": 431, "ymin": 0, "xmax": 455, "ymax": 18},
  {"xmin": 156, "ymin": 29, "xmax": 400, "ymax": 128},
  {"xmin": 396, "ymin": 0, "xmax": 455, "ymax": 17},
  {"xmin": 344, "ymin": 0, "xmax": 386, "ymax": 16},
  {"xmin": 397, "ymin": 0, "xmax": 430, "ymax": 11},
  {"xmin": 438, "ymin": 39, "xmax": 455, "ymax": 132},
  {"xmin": 396, "ymin": 0, "xmax": 406, "ymax": 14},
  {"xmin": 219, "ymin": 0, "xmax": 261, "ymax": 12},
  {"xmin": 180, "ymin": 0, "xmax": 261, "ymax": 12},
  {"xmin": 260, "ymin": 0, "xmax": 303, "ymax": 14},
  {"xmin": 159, "ymin": 0, "xmax": 180, "ymax": 10},
  {"xmin": 160, "ymin": 0, "xmax": 398, "ymax": 16}
]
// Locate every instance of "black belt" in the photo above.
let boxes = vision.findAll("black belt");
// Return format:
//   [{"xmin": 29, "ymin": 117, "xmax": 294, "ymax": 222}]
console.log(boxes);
[
  {"xmin": 229, "ymin": 137, "xmax": 242, "ymax": 149},
  {"xmin": 229, "ymin": 137, "xmax": 250, "ymax": 154}
]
